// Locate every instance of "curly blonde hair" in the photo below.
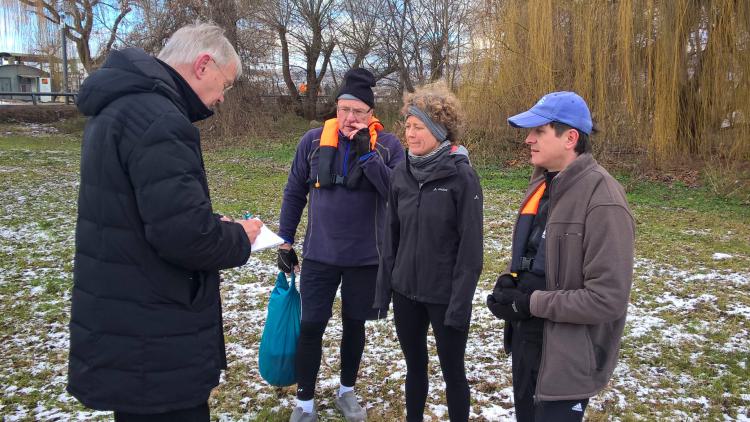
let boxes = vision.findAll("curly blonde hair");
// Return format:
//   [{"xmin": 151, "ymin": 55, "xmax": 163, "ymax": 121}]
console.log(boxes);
[{"xmin": 401, "ymin": 81, "xmax": 465, "ymax": 144}]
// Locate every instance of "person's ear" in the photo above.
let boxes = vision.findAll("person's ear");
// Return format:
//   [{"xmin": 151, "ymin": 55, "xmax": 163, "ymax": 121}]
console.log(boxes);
[
  {"xmin": 566, "ymin": 129, "xmax": 580, "ymax": 151},
  {"xmin": 192, "ymin": 54, "xmax": 211, "ymax": 80}
]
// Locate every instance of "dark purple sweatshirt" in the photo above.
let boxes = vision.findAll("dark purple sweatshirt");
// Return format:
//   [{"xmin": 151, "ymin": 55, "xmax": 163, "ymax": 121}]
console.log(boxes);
[{"xmin": 278, "ymin": 126, "xmax": 405, "ymax": 267}]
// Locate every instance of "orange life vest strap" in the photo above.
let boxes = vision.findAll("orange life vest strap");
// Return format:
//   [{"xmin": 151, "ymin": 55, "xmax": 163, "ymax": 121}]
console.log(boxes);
[
  {"xmin": 320, "ymin": 117, "xmax": 382, "ymax": 149},
  {"xmin": 520, "ymin": 182, "xmax": 546, "ymax": 215}
]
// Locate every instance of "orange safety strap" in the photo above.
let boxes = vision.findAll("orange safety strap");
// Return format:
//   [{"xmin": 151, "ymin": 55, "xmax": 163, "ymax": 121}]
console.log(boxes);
[
  {"xmin": 320, "ymin": 117, "xmax": 382, "ymax": 149},
  {"xmin": 520, "ymin": 182, "xmax": 546, "ymax": 215}
]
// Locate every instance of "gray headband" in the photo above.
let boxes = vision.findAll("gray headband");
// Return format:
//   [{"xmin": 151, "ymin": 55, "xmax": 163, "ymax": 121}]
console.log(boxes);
[
  {"xmin": 407, "ymin": 106, "xmax": 448, "ymax": 142},
  {"xmin": 338, "ymin": 93, "xmax": 361, "ymax": 102}
]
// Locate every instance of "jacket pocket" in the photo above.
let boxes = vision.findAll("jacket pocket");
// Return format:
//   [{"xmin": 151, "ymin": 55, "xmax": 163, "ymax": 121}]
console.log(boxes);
[
  {"xmin": 190, "ymin": 271, "xmax": 219, "ymax": 312},
  {"xmin": 589, "ymin": 322, "xmax": 617, "ymax": 373},
  {"xmin": 555, "ymin": 231, "xmax": 583, "ymax": 289},
  {"xmin": 583, "ymin": 326, "xmax": 596, "ymax": 376},
  {"xmin": 189, "ymin": 271, "xmax": 213, "ymax": 311},
  {"xmin": 538, "ymin": 322, "xmax": 596, "ymax": 397}
]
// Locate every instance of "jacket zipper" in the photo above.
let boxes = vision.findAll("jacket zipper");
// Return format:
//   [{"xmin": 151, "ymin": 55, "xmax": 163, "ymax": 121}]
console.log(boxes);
[
  {"xmin": 408, "ymin": 160, "xmax": 454, "ymax": 301},
  {"xmin": 536, "ymin": 183, "xmax": 555, "ymax": 403},
  {"xmin": 304, "ymin": 143, "xmax": 322, "ymax": 247},
  {"xmin": 374, "ymin": 195, "xmax": 380, "ymax": 259},
  {"xmin": 341, "ymin": 141, "xmax": 351, "ymax": 177},
  {"xmin": 413, "ymin": 181, "xmax": 423, "ymax": 300},
  {"xmin": 536, "ymin": 235, "xmax": 554, "ymax": 403},
  {"xmin": 556, "ymin": 235, "xmax": 563, "ymax": 289},
  {"xmin": 307, "ymin": 187, "xmax": 316, "ymax": 248}
]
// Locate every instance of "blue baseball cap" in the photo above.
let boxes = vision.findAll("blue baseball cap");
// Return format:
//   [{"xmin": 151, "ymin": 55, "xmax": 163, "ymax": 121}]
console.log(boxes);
[{"xmin": 508, "ymin": 91, "xmax": 593, "ymax": 135}]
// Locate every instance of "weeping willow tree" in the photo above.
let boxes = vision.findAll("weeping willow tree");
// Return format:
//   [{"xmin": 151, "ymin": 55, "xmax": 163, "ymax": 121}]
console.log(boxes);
[
  {"xmin": 2, "ymin": 0, "xmax": 133, "ymax": 74},
  {"xmin": 461, "ymin": 0, "xmax": 750, "ymax": 165}
]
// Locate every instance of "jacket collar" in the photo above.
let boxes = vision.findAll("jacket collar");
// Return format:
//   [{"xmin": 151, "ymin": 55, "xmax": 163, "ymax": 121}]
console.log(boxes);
[
  {"xmin": 157, "ymin": 59, "xmax": 213, "ymax": 123},
  {"xmin": 529, "ymin": 153, "xmax": 597, "ymax": 197},
  {"xmin": 405, "ymin": 149, "xmax": 457, "ymax": 184}
]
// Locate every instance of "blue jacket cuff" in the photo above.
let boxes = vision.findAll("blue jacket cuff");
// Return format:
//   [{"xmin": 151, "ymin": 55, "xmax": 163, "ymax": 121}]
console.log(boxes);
[{"xmin": 358, "ymin": 151, "xmax": 375, "ymax": 162}]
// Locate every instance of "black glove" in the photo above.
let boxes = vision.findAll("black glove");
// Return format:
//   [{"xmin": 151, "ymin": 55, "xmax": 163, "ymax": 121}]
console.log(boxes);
[
  {"xmin": 486, "ymin": 288, "xmax": 531, "ymax": 321},
  {"xmin": 277, "ymin": 247, "xmax": 299, "ymax": 273},
  {"xmin": 353, "ymin": 128, "xmax": 371, "ymax": 158},
  {"xmin": 517, "ymin": 271, "xmax": 546, "ymax": 293},
  {"xmin": 493, "ymin": 274, "xmax": 517, "ymax": 298}
]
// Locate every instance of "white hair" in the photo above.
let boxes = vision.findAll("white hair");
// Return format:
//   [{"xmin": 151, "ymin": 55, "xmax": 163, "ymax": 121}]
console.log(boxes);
[{"xmin": 157, "ymin": 22, "xmax": 242, "ymax": 79}]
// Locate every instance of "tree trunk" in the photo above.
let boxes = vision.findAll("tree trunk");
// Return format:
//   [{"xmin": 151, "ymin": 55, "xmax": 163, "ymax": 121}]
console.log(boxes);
[
  {"xmin": 278, "ymin": 27, "xmax": 299, "ymax": 101},
  {"xmin": 208, "ymin": 0, "xmax": 239, "ymax": 48}
]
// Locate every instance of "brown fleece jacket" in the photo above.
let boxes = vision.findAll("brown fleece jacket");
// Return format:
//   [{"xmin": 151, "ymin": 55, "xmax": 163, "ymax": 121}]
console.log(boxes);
[{"xmin": 522, "ymin": 153, "xmax": 635, "ymax": 401}]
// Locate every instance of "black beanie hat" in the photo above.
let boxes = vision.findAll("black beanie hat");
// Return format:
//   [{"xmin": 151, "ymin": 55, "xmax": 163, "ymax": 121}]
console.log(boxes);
[{"xmin": 337, "ymin": 68, "xmax": 376, "ymax": 108}]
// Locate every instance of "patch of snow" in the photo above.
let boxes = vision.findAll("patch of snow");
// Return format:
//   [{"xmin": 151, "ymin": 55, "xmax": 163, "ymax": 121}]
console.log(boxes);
[
  {"xmin": 480, "ymin": 404, "xmax": 514, "ymax": 421},
  {"xmin": 727, "ymin": 304, "xmax": 750, "ymax": 319},
  {"xmin": 682, "ymin": 228, "xmax": 712, "ymax": 236}
]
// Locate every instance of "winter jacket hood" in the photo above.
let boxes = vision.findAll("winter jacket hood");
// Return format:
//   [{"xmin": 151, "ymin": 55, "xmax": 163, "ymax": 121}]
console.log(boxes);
[{"xmin": 77, "ymin": 48, "xmax": 212, "ymax": 122}]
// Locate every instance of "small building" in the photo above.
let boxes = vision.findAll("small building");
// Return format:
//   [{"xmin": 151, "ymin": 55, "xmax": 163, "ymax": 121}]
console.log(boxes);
[{"xmin": 0, "ymin": 53, "xmax": 53, "ymax": 102}]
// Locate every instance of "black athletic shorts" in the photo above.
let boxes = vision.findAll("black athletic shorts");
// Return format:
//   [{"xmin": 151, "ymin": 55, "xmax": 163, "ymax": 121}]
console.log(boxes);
[{"xmin": 299, "ymin": 259, "xmax": 385, "ymax": 322}]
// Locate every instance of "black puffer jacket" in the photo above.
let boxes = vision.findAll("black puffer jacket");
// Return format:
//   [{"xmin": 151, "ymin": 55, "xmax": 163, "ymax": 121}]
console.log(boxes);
[
  {"xmin": 68, "ymin": 48, "xmax": 251, "ymax": 413},
  {"xmin": 374, "ymin": 150, "xmax": 483, "ymax": 330}
]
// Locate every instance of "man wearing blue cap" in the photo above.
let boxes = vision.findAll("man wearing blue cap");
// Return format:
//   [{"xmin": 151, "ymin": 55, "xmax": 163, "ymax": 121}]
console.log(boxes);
[{"xmin": 486, "ymin": 92, "xmax": 635, "ymax": 421}]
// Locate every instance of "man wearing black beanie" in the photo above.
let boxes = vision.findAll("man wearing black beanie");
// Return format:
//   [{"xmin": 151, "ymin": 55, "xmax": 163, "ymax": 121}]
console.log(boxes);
[
  {"xmin": 277, "ymin": 68, "xmax": 405, "ymax": 422},
  {"xmin": 337, "ymin": 68, "xmax": 375, "ymax": 107}
]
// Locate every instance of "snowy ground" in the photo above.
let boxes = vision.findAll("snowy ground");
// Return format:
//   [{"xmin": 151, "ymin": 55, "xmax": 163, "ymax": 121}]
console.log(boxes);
[{"xmin": 1, "ymin": 123, "xmax": 749, "ymax": 421}]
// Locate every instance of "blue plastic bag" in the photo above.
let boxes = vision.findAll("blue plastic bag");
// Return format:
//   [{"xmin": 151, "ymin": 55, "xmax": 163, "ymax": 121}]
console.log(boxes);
[{"xmin": 258, "ymin": 271, "xmax": 300, "ymax": 387}]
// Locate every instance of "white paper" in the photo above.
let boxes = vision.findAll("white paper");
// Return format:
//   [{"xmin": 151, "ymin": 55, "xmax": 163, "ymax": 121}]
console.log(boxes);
[{"xmin": 251, "ymin": 224, "xmax": 285, "ymax": 252}]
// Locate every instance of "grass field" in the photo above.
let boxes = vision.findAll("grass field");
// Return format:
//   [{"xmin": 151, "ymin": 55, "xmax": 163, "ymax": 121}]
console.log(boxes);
[{"xmin": 1, "ymin": 117, "xmax": 749, "ymax": 421}]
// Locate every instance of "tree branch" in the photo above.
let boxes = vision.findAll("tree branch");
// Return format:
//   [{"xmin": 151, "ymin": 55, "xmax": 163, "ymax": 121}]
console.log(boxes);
[
  {"xmin": 103, "ymin": 6, "xmax": 131, "ymax": 53},
  {"xmin": 20, "ymin": 0, "xmax": 61, "ymax": 24}
]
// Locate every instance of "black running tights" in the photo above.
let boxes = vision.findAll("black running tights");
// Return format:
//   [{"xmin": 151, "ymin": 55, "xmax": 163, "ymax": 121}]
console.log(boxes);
[
  {"xmin": 295, "ymin": 317, "xmax": 366, "ymax": 400},
  {"xmin": 393, "ymin": 292, "xmax": 470, "ymax": 422}
]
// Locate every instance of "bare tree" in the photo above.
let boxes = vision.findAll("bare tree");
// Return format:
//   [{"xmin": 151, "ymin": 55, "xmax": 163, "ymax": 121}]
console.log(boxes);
[
  {"xmin": 415, "ymin": 0, "xmax": 474, "ymax": 84},
  {"xmin": 334, "ymin": 0, "xmax": 399, "ymax": 83},
  {"xmin": 259, "ymin": 0, "xmax": 337, "ymax": 119},
  {"xmin": 370, "ymin": 0, "xmax": 474, "ymax": 93},
  {"xmin": 127, "ymin": 0, "xmax": 275, "ymax": 84},
  {"xmin": 12, "ymin": 0, "xmax": 133, "ymax": 72},
  {"xmin": 258, "ymin": 0, "xmax": 297, "ymax": 99},
  {"xmin": 419, "ymin": 0, "xmax": 473, "ymax": 86},
  {"xmin": 336, "ymin": 0, "xmax": 378, "ymax": 69},
  {"xmin": 379, "ymin": 0, "xmax": 437, "ymax": 93},
  {"xmin": 206, "ymin": 0, "xmax": 238, "ymax": 47},
  {"xmin": 128, "ymin": 0, "xmax": 201, "ymax": 53}
]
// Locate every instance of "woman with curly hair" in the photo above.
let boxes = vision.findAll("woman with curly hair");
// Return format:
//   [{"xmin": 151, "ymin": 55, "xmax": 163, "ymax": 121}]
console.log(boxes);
[{"xmin": 374, "ymin": 82, "xmax": 483, "ymax": 421}]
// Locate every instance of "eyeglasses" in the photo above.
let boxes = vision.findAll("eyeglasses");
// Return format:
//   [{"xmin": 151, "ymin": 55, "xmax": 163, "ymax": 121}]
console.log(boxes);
[
  {"xmin": 337, "ymin": 106, "xmax": 372, "ymax": 119},
  {"xmin": 209, "ymin": 57, "xmax": 234, "ymax": 94}
]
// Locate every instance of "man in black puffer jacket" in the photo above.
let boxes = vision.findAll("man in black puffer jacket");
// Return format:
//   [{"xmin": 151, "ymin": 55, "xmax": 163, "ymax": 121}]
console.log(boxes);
[{"xmin": 68, "ymin": 23, "xmax": 262, "ymax": 421}]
